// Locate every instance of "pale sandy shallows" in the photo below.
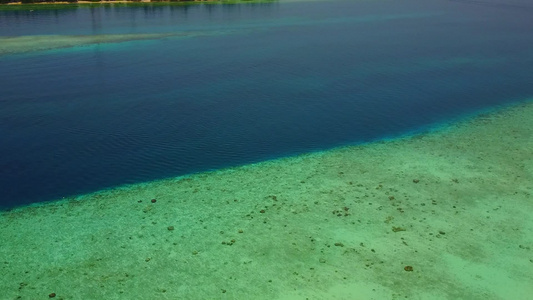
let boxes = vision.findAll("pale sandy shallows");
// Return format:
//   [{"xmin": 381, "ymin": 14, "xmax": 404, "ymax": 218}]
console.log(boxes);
[{"xmin": 1, "ymin": 101, "xmax": 532, "ymax": 300}]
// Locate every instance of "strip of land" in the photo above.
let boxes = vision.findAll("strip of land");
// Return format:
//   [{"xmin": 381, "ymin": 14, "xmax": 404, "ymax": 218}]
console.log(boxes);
[
  {"xmin": 1, "ymin": 0, "xmax": 274, "ymax": 6},
  {"xmin": 1, "ymin": 100, "xmax": 532, "ymax": 299}
]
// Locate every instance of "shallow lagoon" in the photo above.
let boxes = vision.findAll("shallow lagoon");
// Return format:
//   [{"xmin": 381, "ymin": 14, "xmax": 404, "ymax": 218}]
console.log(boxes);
[
  {"xmin": 1, "ymin": 0, "xmax": 533, "ymax": 299},
  {"xmin": 1, "ymin": 96, "xmax": 532, "ymax": 299}
]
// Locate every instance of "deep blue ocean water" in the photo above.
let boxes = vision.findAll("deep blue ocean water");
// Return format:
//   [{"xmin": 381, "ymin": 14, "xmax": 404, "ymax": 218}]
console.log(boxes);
[{"xmin": 1, "ymin": 0, "xmax": 532, "ymax": 209}]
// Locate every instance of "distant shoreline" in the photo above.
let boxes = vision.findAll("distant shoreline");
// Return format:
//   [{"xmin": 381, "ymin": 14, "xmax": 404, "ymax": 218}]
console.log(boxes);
[
  {"xmin": 5, "ymin": 1, "xmax": 149, "ymax": 4},
  {"xmin": 1, "ymin": 0, "xmax": 274, "ymax": 6}
]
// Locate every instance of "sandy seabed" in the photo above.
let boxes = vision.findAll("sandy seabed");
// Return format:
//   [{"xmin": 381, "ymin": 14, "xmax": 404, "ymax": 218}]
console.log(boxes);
[
  {"xmin": 1, "ymin": 100, "xmax": 532, "ymax": 300},
  {"xmin": 0, "ymin": 33, "xmax": 188, "ymax": 56}
]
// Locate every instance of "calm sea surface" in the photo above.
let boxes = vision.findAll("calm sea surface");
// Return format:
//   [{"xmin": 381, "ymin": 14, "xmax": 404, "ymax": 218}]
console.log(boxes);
[{"xmin": 1, "ymin": 0, "xmax": 532, "ymax": 208}]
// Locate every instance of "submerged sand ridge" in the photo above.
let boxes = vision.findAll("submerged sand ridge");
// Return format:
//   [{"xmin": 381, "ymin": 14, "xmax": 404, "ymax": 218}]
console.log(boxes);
[
  {"xmin": 0, "ymin": 33, "xmax": 177, "ymax": 55},
  {"xmin": 1, "ymin": 100, "xmax": 532, "ymax": 299},
  {"xmin": 0, "ymin": 31, "xmax": 232, "ymax": 55}
]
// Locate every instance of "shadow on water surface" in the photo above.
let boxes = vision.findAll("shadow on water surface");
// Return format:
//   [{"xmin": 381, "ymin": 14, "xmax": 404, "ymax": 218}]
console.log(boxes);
[{"xmin": 0, "ymin": 1, "xmax": 279, "ymax": 36}]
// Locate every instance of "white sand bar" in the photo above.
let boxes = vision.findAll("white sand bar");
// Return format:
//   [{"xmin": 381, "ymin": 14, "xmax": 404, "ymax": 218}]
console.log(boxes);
[{"xmin": 1, "ymin": 100, "xmax": 532, "ymax": 299}]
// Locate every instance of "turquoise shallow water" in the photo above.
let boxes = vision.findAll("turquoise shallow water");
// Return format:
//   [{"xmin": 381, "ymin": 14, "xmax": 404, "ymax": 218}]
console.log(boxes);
[{"xmin": 1, "ymin": 0, "xmax": 533, "ymax": 208}]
